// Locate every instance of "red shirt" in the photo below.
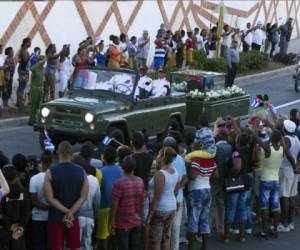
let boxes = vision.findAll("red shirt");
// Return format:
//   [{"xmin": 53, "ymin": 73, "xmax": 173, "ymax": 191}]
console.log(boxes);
[
  {"xmin": 111, "ymin": 175, "xmax": 144, "ymax": 229},
  {"xmin": 186, "ymin": 38, "xmax": 195, "ymax": 50}
]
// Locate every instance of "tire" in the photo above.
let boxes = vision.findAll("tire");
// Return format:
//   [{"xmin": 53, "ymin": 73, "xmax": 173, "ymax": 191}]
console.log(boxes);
[
  {"xmin": 295, "ymin": 78, "xmax": 300, "ymax": 92},
  {"xmin": 108, "ymin": 127, "xmax": 125, "ymax": 145},
  {"xmin": 168, "ymin": 117, "xmax": 183, "ymax": 135}
]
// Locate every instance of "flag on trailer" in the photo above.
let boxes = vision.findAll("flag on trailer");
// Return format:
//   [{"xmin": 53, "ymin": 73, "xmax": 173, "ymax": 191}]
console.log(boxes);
[{"xmin": 250, "ymin": 96, "xmax": 262, "ymax": 108}]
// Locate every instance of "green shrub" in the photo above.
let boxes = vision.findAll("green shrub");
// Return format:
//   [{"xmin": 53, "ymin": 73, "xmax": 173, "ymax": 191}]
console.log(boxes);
[
  {"xmin": 204, "ymin": 57, "xmax": 227, "ymax": 72},
  {"xmin": 192, "ymin": 49, "xmax": 206, "ymax": 70},
  {"xmin": 238, "ymin": 50, "xmax": 269, "ymax": 73}
]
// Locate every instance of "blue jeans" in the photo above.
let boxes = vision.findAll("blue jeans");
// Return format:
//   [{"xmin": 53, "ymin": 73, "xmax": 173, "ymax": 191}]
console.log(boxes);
[
  {"xmin": 259, "ymin": 180, "xmax": 280, "ymax": 211},
  {"xmin": 153, "ymin": 57, "xmax": 165, "ymax": 70},
  {"xmin": 187, "ymin": 189, "xmax": 211, "ymax": 234},
  {"xmin": 225, "ymin": 190, "xmax": 247, "ymax": 225},
  {"xmin": 233, "ymin": 173, "xmax": 253, "ymax": 230}
]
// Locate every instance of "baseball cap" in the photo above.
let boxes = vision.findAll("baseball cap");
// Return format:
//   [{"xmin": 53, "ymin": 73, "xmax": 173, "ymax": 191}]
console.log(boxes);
[
  {"xmin": 163, "ymin": 136, "xmax": 177, "ymax": 148},
  {"xmin": 284, "ymin": 120, "xmax": 296, "ymax": 133}
]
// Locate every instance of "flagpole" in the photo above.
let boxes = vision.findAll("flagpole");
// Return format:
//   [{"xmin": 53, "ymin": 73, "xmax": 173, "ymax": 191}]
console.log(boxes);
[{"xmin": 216, "ymin": 0, "xmax": 224, "ymax": 58}]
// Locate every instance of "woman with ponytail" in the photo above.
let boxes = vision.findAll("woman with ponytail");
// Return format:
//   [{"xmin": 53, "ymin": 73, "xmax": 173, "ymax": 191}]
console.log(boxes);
[{"xmin": 146, "ymin": 147, "xmax": 180, "ymax": 250}]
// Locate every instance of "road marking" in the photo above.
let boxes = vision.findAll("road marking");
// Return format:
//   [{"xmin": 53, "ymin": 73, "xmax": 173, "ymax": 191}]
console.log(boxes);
[{"xmin": 276, "ymin": 99, "xmax": 300, "ymax": 109}]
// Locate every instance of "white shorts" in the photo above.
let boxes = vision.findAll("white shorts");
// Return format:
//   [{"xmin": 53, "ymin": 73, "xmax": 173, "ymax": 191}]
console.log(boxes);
[{"xmin": 279, "ymin": 167, "xmax": 299, "ymax": 197}]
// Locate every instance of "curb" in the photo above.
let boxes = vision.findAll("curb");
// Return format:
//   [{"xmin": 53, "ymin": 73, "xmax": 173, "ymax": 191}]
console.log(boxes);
[
  {"xmin": 235, "ymin": 64, "xmax": 296, "ymax": 86},
  {"xmin": 0, "ymin": 116, "xmax": 29, "ymax": 128}
]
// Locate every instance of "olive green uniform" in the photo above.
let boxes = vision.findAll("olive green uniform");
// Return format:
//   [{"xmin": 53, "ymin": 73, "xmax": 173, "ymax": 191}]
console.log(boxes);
[{"xmin": 29, "ymin": 63, "xmax": 44, "ymax": 124}]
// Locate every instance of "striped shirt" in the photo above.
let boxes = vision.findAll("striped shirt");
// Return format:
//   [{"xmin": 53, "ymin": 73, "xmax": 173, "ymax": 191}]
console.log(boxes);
[
  {"xmin": 185, "ymin": 150, "xmax": 216, "ymax": 190},
  {"xmin": 154, "ymin": 47, "xmax": 166, "ymax": 58},
  {"xmin": 111, "ymin": 175, "xmax": 144, "ymax": 229}
]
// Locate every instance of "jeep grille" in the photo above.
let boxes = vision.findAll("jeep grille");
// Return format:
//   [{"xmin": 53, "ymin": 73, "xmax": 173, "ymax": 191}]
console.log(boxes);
[{"xmin": 52, "ymin": 107, "xmax": 84, "ymax": 128}]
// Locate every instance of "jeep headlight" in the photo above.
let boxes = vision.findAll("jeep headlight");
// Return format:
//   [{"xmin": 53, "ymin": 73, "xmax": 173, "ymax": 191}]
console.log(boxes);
[
  {"xmin": 85, "ymin": 112, "xmax": 94, "ymax": 123},
  {"xmin": 41, "ymin": 107, "xmax": 50, "ymax": 117}
]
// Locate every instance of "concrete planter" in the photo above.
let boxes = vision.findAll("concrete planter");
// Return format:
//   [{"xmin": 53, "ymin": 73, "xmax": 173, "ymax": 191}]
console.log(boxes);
[{"xmin": 185, "ymin": 94, "xmax": 250, "ymax": 126}]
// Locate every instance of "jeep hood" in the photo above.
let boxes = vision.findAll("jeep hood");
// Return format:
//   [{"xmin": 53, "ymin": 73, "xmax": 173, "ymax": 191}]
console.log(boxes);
[{"xmin": 45, "ymin": 95, "xmax": 126, "ymax": 114}]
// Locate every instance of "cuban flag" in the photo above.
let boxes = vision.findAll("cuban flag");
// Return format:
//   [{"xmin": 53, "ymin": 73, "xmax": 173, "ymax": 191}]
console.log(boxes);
[
  {"xmin": 43, "ymin": 128, "xmax": 55, "ymax": 152},
  {"xmin": 102, "ymin": 136, "xmax": 112, "ymax": 146},
  {"xmin": 250, "ymin": 96, "xmax": 262, "ymax": 109}
]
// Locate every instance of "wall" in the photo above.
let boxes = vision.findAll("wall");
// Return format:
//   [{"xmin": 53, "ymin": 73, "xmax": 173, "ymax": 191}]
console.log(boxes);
[{"xmin": 0, "ymin": 0, "xmax": 299, "ymax": 61}]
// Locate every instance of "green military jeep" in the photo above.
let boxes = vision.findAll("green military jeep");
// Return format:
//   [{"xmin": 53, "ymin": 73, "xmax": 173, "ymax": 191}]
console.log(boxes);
[{"xmin": 34, "ymin": 67, "xmax": 186, "ymax": 148}]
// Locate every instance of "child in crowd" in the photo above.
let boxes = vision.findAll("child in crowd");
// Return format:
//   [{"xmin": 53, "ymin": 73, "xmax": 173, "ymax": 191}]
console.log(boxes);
[
  {"xmin": 95, "ymin": 42, "xmax": 106, "ymax": 68},
  {"xmin": 153, "ymin": 39, "xmax": 166, "ymax": 71},
  {"xmin": 128, "ymin": 36, "xmax": 138, "ymax": 70},
  {"xmin": 95, "ymin": 146, "xmax": 123, "ymax": 250}
]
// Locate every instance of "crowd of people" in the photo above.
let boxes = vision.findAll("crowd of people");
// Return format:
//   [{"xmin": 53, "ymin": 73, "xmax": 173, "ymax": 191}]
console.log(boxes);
[
  {"xmin": 1, "ymin": 97, "xmax": 300, "ymax": 250},
  {"xmin": 0, "ymin": 18, "xmax": 294, "ymax": 114}
]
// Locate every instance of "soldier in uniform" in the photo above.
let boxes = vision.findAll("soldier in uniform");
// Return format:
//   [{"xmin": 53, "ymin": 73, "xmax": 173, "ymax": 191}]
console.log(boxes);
[
  {"xmin": 135, "ymin": 65, "xmax": 153, "ymax": 99},
  {"xmin": 28, "ymin": 56, "xmax": 46, "ymax": 125},
  {"xmin": 151, "ymin": 68, "xmax": 170, "ymax": 98}
]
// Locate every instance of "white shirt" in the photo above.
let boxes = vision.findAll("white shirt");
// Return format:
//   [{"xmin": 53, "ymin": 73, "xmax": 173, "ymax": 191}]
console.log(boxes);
[
  {"xmin": 59, "ymin": 58, "xmax": 73, "ymax": 76},
  {"xmin": 188, "ymin": 175, "xmax": 210, "ymax": 191},
  {"xmin": 196, "ymin": 35, "xmax": 204, "ymax": 49},
  {"xmin": 0, "ymin": 54, "xmax": 5, "ymax": 66},
  {"xmin": 29, "ymin": 172, "xmax": 48, "ymax": 221},
  {"xmin": 151, "ymin": 78, "xmax": 170, "ymax": 98},
  {"xmin": 135, "ymin": 75, "xmax": 153, "ymax": 97},
  {"xmin": 79, "ymin": 175, "xmax": 101, "ymax": 219},
  {"xmin": 244, "ymin": 30, "xmax": 253, "ymax": 46},
  {"xmin": 137, "ymin": 36, "xmax": 150, "ymax": 60},
  {"xmin": 252, "ymin": 29, "xmax": 265, "ymax": 46},
  {"xmin": 119, "ymin": 41, "xmax": 128, "ymax": 61},
  {"xmin": 221, "ymin": 33, "xmax": 230, "ymax": 46}
]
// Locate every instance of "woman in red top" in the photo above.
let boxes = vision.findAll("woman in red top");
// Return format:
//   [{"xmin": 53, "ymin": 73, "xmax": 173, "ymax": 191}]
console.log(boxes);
[
  {"xmin": 73, "ymin": 47, "xmax": 93, "ymax": 79},
  {"xmin": 186, "ymin": 31, "xmax": 195, "ymax": 68}
]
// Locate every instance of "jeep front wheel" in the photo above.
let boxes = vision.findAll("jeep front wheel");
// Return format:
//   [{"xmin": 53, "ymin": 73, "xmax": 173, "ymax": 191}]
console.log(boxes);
[{"xmin": 108, "ymin": 127, "xmax": 125, "ymax": 145}]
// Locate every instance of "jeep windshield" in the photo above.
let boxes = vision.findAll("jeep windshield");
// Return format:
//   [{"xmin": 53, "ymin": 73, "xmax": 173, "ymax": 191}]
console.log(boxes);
[{"xmin": 73, "ymin": 68, "xmax": 136, "ymax": 96}]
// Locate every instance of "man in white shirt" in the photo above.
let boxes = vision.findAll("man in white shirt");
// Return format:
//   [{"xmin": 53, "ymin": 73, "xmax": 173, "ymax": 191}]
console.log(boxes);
[
  {"xmin": 221, "ymin": 25, "xmax": 233, "ymax": 57},
  {"xmin": 242, "ymin": 23, "xmax": 253, "ymax": 52},
  {"xmin": 29, "ymin": 152, "xmax": 53, "ymax": 250},
  {"xmin": 137, "ymin": 30, "xmax": 150, "ymax": 67},
  {"xmin": 151, "ymin": 68, "xmax": 170, "ymax": 98},
  {"xmin": 72, "ymin": 155, "xmax": 101, "ymax": 250},
  {"xmin": 135, "ymin": 65, "xmax": 153, "ymax": 99},
  {"xmin": 252, "ymin": 21, "xmax": 265, "ymax": 51},
  {"xmin": 194, "ymin": 28, "xmax": 204, "ymax": 50}
]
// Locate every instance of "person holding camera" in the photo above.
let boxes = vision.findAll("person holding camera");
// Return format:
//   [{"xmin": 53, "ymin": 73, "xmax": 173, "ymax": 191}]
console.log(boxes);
[{"xmin": 44, "ymin": 44, "xmax": 65, "ymax": 102}]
